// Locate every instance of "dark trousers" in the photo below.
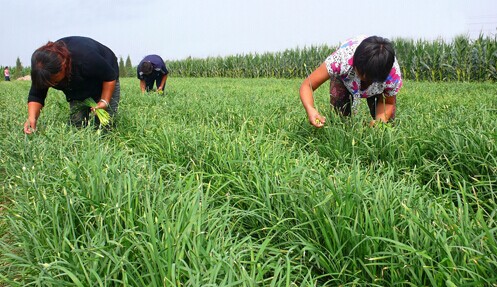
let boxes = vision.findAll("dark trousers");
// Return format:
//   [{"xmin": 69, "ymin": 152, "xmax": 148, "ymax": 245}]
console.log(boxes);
[{"xmin": 145, "ymin": 77, "xmax": 163, "ymax": 91}]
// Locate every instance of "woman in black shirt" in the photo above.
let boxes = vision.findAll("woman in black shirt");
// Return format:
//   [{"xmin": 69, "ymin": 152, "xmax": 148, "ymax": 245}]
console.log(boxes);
[{"xmin": 24, "ymin": 36, "xmax": 120, "ymax": 133}]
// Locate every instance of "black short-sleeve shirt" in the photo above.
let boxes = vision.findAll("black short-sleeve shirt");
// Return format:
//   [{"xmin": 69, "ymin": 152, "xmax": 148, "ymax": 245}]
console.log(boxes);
[{"xmin": 28, "ymin": 36, "xmax": 119, "ymax": 105}]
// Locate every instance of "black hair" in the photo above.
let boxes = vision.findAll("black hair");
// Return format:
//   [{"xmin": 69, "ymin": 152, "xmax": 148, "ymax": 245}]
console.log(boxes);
[
  {"xmin": 140, "ymin": 61, "xmax": 153, "ymax": 75},
  {"xmin": 353, "ymin": 36, "xmax": 395, "ymax": 82}
]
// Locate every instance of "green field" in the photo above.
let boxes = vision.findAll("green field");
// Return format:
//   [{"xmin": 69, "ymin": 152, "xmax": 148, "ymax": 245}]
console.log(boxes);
[{"xmin": 1, "ymin": 78, "xmax": 496, "ymax": 286}]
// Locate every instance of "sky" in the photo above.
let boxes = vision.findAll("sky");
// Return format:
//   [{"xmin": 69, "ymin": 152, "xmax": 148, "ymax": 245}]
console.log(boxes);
[{"xmin": 1, "ymin": 0, "xmax": 496, "ymax": 67}]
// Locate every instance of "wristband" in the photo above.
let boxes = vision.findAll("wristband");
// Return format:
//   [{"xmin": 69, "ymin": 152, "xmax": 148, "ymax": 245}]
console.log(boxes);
[{"xmin": 99, "ymin": 99, "xmax": 109, "ymax": 108}]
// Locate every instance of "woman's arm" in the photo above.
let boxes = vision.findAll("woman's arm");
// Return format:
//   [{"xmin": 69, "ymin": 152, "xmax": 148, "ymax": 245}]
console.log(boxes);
[
  {"xmin": 371, "ymin": 94, "xmax": 396, "ymax": 125},
  {"xmin": 95, "ymin": 80, "xmax": 116, "ymax": 110},
  {"xmin": 24, "ymin": 102, "xmax": 43, "ymax": 134},
  {"xmin": 158, "ymin": 74, "xmax": 168, "ymax": 91},
  {"xmin": 299, "ymin": 62, "xmax": 330, "ymax": 127}
]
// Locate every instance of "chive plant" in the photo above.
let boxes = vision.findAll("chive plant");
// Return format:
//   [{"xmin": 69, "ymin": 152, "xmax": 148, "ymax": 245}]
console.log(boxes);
[{"xmin": 1, "ymin": 78, "xmax": 496, "ymax": 286}]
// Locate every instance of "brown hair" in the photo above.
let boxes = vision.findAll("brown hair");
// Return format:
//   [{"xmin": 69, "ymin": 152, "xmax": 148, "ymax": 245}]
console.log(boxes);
[{"xmin": 31, "ymin": 41, "xmax": 72, "ymax": 88}]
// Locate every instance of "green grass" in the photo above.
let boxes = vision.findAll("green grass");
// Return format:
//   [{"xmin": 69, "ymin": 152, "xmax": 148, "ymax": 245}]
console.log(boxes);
[{"xmin": 1, "ymin": 78, "xmax": 496, "ymax": 286}]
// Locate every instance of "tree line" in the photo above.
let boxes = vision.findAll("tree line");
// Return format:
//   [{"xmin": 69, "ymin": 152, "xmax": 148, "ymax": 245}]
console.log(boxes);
[
  {"xmin": 2, "ymin": 55, "xmax": 135, "ymax": 80},
  {"xmin": 118, "ymin": 55, "xmax": 135, "ymax": 78}
]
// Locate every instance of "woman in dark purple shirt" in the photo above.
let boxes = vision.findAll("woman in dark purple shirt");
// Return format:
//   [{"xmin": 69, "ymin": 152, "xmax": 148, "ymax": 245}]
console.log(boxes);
[{"xmin": 137, "ymin": 54, "xmax": 168, "ymax": 93}]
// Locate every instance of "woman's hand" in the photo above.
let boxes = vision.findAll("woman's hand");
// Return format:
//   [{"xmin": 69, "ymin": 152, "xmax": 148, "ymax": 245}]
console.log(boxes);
[
  {"xmin": 24, "ymin": 102, "xmax": 43, "ymax": 134},
  {"xmin": 374, "ymin": 95, "xmax": 396, "ymax": 123},
  {"xmin": 24, "ymin": 118, "xmax": 37, "ymax": 134},
  {"xmin": 91, "ymin": 100, "xmax": 108, "ymax": 112},
  {"xmin": 307, "ymin": 108, "xmax": 326, "ymax": 128},
  {"xmin": 299, "ymin": 63, "xmax": 330, "ymax": 128}
]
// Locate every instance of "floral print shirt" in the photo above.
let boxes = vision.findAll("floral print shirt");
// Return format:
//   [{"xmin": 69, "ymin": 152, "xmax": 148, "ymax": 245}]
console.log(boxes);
[{"xmin": 325, "ymin": 35, "xmax": 402, "ymax": 110}]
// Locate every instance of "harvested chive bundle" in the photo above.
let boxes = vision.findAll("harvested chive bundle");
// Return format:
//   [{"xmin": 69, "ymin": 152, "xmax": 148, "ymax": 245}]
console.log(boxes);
[{"xmin": 83, "ymin": 98, "xmax": 111, "ymax": 126}]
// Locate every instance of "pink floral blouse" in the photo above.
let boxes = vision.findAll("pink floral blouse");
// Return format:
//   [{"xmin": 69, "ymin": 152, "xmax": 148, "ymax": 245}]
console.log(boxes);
[{"xmin": 325, "ymin": 36, "xmax": 403, "ymax": 110}]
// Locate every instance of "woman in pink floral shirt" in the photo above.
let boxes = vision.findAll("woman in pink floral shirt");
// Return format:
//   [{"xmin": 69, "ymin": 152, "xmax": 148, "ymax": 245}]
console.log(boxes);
[{"xmin": 299, "ymin": 35, "xmax": 402, "ymax": 127}]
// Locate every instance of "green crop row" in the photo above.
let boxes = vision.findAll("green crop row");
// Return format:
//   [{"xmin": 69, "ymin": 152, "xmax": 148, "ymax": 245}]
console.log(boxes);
[{"xmin": 1, "ymin": 79, "xmax": 496, "ymax": 286}]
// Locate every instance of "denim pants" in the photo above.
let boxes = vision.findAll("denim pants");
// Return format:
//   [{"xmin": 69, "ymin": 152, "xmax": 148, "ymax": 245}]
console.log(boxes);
[{"xmin": 69, "ymin": 79, "xmax": 121, "ymax": 127}]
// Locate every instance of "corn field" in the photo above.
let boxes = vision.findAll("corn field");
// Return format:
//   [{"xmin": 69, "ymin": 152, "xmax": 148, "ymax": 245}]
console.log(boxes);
[
  {"xmin": 168, "ymin": 35, "xmax": 497, "ymax": 81},
  {"xmin": 168, "ymin": 45, "xmax": 334, "ymax": 78}
]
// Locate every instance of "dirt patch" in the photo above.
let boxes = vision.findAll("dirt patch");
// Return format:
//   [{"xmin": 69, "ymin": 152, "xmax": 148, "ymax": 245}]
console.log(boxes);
[{"xmin": 16, "ymin": 75, "xmax": 31, "ymax": 81}]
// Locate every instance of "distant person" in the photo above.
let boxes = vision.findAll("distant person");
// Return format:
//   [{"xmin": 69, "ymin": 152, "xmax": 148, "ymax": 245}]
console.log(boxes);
[
  {"xmin": 299, "ymin": 35, "xmax": 402, "ymax": 127},
  {"xmin": 3, "ymin": 66, "xmax": 10, "ymax": 81},
  {"xmin": 137, "ymin": 54, "xmax": 168, "ymax": 94},
  {"xmin": 24, "ymin": 36, "xmax": 120, "ymax": 134}
]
